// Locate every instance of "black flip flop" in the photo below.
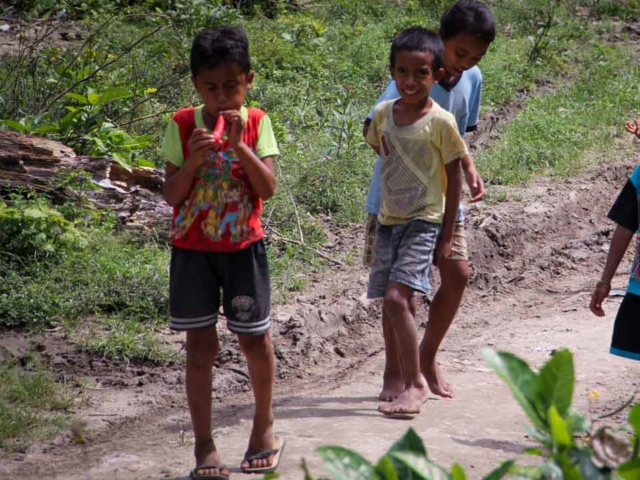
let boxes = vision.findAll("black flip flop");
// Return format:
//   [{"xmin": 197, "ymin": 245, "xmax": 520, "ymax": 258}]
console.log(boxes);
[
  {"xmin": 190, "ymin": 464, "xmax": 230, "ymax": 480},
  {"xmin": 241, "ymin": 437, "xmax": 286, "ymax": 474}
]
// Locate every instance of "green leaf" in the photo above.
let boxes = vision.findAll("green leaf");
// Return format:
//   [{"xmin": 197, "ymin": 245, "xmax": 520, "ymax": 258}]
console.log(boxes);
[
  {"xmin": 523, "ymin": 447, "xmax": 543, "ymax": 456},
  {"xmin": 566, "ymin": 409, "xmax": 590, "ymax": 436},
  {"xmin": 628, "ymin": 404, "xmax": 640, "ymax": 436},
  {"xmin": 316, "ymin": 446, "xmax": 378, "ymax": 480},
  {"xmin": 94, "ymin": 87, "xmax": 133, "ymax": 107},
  {"xmin": 301, "ymin": 458, "xmax": 315, "ymax": 480},
  {"xmin": 23, "ymin": 208, "xmax": 50, "ymax": 219},
  {"xmin": 451, "ymin": 463, "xmax": 466, "ymax": 480},
  {"xmin": 389, "ymin": 452, "xmax": 450, "ymax": 480},
  {"xmin": 375, "ymin": 456, "xmax": 399, "ymax": 480},
  {"xmin": 482, "ymin": 350, "xmax": 546, "ymax": 431},
  {"xmin": 33, "ymin": 124, "xmax": 59, "ymax": 134},
  {"xmin": 537, "ymin": 349, "xmax": 574, "ymax": 416},
  {"xmin": 387, "ymin": 428, "xmax": 427, "ymax": 456},
  {"xmin": 482, "ymin": 460, "xmax": 515, "ymax": 480},
  {"xmin": 64, "ymin": 93, "xmax": 89, "ymax": 104},
  {"xmin": 618, "ymin": 459, "xmax": 640, "ymax": 479},
  {"xmin": 136, "ymin": 159, "xmax": 156, "ymax": 168},
  {"xmin": 548, "ymin": 405, "xmax": 571, "ymax": 447},
  {"xmin": 111, "ymin": 152, "xmax": 133, "ymax": 172},
  {"xmin": 1, "ymin": 119, "xmax": 28, "ymax": 133},
  {"xmin": 87, "ymin": 92, "xmax": 101, "ymax": 106},
  {"xmin": 571, "ymin": 449, "xmax": 608, "ymax": 480}
]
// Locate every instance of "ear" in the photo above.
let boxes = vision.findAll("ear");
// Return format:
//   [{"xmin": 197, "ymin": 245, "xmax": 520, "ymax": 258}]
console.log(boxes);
[
  {"xmin": 434, "ymin": 67, "xmax": 445, "ymax": 83},
  {"xmin": 246, "ymin": 70, "xmax": 255, "ymax": 88}
]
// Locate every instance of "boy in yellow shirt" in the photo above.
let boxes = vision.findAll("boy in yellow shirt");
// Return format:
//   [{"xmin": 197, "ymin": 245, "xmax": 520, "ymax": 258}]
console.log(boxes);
[{"xmin": 366, "ymin": 26, "xmax": 467, "ymax": 417}]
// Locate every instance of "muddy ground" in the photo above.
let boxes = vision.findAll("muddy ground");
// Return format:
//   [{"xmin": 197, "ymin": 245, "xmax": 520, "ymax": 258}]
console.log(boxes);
[{"xmin": 1, "ymin": 155, "xmax": 639, "ymax": 479}]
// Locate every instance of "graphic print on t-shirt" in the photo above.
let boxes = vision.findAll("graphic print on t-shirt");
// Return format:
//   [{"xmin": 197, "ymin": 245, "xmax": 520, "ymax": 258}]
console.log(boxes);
[{"xmin": 173, "ymin": 147, "xmax": 254, "ymax": 244}]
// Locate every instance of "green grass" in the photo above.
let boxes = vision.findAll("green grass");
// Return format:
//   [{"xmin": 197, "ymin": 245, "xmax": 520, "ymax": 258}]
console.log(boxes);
[
  {"xmin": 76, "ymin": 316, "xmax": 178, "ymax": 364},
  {"xmin": 0, "ymin": 233, "xmax": 170, "ymax": 329},
  {"xmin": 478, "ymin": 40, "xmax": 640, "ymax": 184},
  {"xmin": 0, "ymin": 358, "xmax": 74, "ymax": 452}
]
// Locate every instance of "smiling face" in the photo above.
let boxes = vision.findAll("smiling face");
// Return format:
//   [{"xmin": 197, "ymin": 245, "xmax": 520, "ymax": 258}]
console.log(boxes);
[
  {"xmin": 192, "ymin": 62, "xmax": 254, "ymax": 119},
  {"xmin": 441, "ymin": 33, "xmax": 490, "ymax": 77},
  {"xmin": 390, "ymin": 50, "xmax": 444, "ymax": 106}
]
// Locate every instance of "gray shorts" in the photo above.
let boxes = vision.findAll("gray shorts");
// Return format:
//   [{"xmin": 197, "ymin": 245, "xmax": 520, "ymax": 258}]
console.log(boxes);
[{"xmin": 367, "ymin": 219, "xmax": 440, "ymax": 299}]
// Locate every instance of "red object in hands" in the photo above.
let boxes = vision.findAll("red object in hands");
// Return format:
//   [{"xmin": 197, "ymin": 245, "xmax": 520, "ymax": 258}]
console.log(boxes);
[{"xmin": 212, "ymin": 115, "xmax": 226, "ymax": 151}]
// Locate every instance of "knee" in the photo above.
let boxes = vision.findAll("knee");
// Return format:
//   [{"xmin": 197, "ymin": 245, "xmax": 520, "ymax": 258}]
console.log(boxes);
[
  {"xmin": 383, "ymin": 289, "xmax": 409, "ymax": 317},
  {"xmin": 239, "ymin": 332, "xmax": 272, "ymax": 357},
  {"xmin": 442, "ymin": 260, "xmax": 470, "ymax": 288},
  {"xmin": 187, "ymin": 341, "xmax": 218, "ymax": 370}
]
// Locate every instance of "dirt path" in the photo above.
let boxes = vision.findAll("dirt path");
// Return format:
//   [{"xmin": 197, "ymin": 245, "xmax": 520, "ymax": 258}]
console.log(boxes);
[{"xmin": 2, "ymin": 157, "xmax": 640, "ymax": 480}]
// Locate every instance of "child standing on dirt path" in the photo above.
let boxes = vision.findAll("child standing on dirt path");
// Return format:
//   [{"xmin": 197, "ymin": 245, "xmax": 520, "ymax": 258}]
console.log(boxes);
[
  {"xmin": 363, "ymin": 0, "xmax": 495, "ymax": 402},
  {"xmin": 365, "ymin": 27, "xmax": 468, "ymax": 417},
  {"xmin": 590, "ymin": 119, "xmax": 640, "ymax": 361},
  {"xmin": 161, "ymin": 26, "xmax": 285, "ymax": 479}
]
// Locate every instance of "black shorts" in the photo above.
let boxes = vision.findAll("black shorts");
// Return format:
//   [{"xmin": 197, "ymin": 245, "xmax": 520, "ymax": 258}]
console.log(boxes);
[
  {"xmin": 610, "ymin": 293, "xmax": 640, "ymax": 361},
  {"xmin": 169, "ymin": 240, "xmax": 270, "ymax": 335}
]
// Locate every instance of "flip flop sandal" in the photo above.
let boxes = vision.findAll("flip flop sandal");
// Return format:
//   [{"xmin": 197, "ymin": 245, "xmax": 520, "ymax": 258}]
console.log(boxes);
[
  {"xmin": 190, "ymin": 464, "xmax": 230, "ymax": 480},
  {"xmin": 379, "ymin": 407, "xmax": 420, "ymax": 419},
  {"xmin": 241, "ymin": 437, "xmax": 286, "ymax": 474}
]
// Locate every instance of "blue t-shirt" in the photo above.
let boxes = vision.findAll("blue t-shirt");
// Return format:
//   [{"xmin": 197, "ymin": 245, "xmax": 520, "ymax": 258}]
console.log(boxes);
[
  {"xmin": 608, "ymin": 165, "xmax": 640, "ymax": 296},
  {"xmin": 365, "ymin": 66, "xmax": 483, "ymax": 216}
]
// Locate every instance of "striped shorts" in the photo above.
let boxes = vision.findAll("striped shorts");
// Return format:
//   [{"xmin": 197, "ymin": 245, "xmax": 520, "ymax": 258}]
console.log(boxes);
[{"xmin": 169, "ymin": 241, "xmax": 270, "ymax": 335}]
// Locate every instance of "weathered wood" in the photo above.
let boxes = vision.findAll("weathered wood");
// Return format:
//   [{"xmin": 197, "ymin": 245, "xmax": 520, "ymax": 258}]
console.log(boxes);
[{"xmin": 0, "ymin": 130, "xmax": 171, "ymax": 236}]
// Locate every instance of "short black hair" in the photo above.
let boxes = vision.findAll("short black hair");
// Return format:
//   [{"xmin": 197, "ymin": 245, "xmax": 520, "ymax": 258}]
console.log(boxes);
[
  {"xmin": 390, "ymin": 27, "xmax": 443, "ymax": 72},
  {"xmin": 190, "ymin": 26, "xmax": 251, "ymax": 77},
  {"xmin": 440, "ymin": 0, "xmax": 496, "ymax": 44}
]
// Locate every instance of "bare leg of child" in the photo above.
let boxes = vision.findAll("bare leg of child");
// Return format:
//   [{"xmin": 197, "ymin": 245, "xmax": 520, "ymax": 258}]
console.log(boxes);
[
  {"xmin": 239, "ymin": 331, "xmax": 276, "ymax": 471},
  {"xmin": 419, "ymin": 259, "xmax": 469, "ymax": 398},
  {"xmin": 186, "ymin": 326, "xmax": 230, "ymax": 479},
  {"xmin": 380, "ymin": 308, "xmax": 404, "ymax": 401},
  {"xmin": 379, "ymin": 296, "xmax": 418, "ymax": 401},
  {"xmin": 379, "ymin": 282, "xmax": 429, "ymax": 416}
]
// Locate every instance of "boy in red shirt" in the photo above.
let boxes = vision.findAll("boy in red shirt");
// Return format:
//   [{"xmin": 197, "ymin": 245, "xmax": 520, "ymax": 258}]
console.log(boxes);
[{"xmin": 162, "ymin": 26, "xmax": 283, "ymax": 479}]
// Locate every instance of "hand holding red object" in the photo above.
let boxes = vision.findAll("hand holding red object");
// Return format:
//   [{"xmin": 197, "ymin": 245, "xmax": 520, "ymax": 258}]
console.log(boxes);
[{"xmin": 212, "ymin": 115, "xmax": 226, "ymax": 151}]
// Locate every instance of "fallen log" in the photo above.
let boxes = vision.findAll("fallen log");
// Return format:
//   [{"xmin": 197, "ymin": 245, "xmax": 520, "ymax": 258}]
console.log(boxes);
[{"xmin": 0, "ymin": 130, "xmax": 171, "ymax": 237}]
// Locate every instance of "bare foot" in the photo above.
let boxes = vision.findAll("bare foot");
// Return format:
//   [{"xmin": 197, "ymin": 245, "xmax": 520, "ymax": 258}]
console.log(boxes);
[
  {"xmin": 241, "ymin": 419, "xmax": 276, "ymax": 471},
  {"xmin": 423, "ymin": 361, "xmax": 453, "ymax": 398},
  {"xmin": 379, "ymin": 376, "xmax": 405, "ymax": 402},
  {"xmin": 193, "ymin": 439, "xmax": 229, "ymax": 478},
  {"xmin": 379, "ymin": 380, "xmax": 429, "ymax": 417}
]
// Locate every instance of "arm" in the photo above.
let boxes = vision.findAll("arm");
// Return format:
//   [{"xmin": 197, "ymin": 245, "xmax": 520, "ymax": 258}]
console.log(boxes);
[
  {"xmin": 436, "ymin": 158, "xmax": 462, "ymax": 265},
  {"xmin": 461, "ymin": 153, "xmax": 485, "ymax": 203},
  {"xmin": 163, "ymin": 128, "xmax": 215, "ymax": 207},
  {"xmin": 590, "ymin": 225, "xmax": 634, "ymax": 316},
  {"xmin": 626, "ymin": 118, "xmax": 640, "ymax": 139},
  {"xmin": 363, "ymin": 118, "xmax": 371, "ymax": 141},
  {"xmin": 223, "ymin": 110, "xmax": 276, "ymax": 200}
]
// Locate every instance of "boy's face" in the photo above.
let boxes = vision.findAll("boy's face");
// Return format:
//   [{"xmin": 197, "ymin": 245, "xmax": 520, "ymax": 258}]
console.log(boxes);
[
  {"xmin": 390, "ymin": 50, "xmax": 445, "ymax": 105},
  {"xmin": 192, "ymin": 63, "xmax": 254, "ymax": 116},
  {"xmin": 441, "ymin": 33, "xmax": 490, "ymax": 77}
]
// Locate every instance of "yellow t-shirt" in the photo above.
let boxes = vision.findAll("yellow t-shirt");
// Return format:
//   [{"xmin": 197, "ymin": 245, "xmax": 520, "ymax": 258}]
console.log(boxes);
[{"xmin": 366, "ymin": 99, "xmax": 468, "ymax": 225}]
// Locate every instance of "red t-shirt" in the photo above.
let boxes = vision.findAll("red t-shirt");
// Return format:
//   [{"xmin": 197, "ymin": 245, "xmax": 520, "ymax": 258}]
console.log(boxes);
[{"xmin": 161, "ymin": 106, "xmax": 279, "ymax": 252}]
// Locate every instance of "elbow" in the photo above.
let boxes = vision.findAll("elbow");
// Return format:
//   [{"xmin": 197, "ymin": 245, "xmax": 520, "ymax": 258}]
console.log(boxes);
[
  {"xmin": 260, "ymin": 185, "xmax": 276, "ymax": 201},
  {"xmin": 162, "ymin": 186, "xmax": 181, "ymax": 208}
]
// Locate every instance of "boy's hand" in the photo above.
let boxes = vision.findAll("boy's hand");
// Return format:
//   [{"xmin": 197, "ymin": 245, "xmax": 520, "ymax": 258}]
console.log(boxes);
[
  {"xmin": 625, "ymin": 119, "xmax": 640, "ymax": 139},
  {"xmin": 187, "ymin": 128, "xmax": 216, "ymax": 168},
  {"xmin": 464, "ymin": 165, "xmax": 485, "ymax": 203},
  {"xmin": 221, "ymin": 110, "xmax": 245, "ymax": 148},
  {"xmin": 434, "ymin": 237, "xmax": 452, "ymax": 267},
  {"xmin": 589, "ymin": 282, "xmax": 610, "ymax": 317}
]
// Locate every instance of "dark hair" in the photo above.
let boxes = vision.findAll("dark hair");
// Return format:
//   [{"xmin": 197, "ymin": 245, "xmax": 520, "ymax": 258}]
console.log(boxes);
[
  {"xmin": 440, "ymin": 0, "xmax": 496, "ymax": 44},
  {"xmin": 390, "ymin": 27, "xmax": 443, "ymax": 71},
  {"xmin": 190, "ymin": 26, "xmax": 251, "ymax": 77}
]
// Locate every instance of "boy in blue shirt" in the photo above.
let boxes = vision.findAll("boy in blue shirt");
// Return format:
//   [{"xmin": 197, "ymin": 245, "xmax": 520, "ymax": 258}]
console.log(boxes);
[
  {"xmin": 363, "ymin": 0, "xmax": 496, "ymax": 401},
  {"xmin": 590, "ymin": 120, "xmax": 640, "ymax": 361}
]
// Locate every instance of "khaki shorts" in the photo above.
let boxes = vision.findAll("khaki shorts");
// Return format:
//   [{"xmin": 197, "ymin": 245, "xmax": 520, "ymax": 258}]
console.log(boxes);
[{"xmin": 363, "ymin": 213, "xmax": 468, "ymax": 267}]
